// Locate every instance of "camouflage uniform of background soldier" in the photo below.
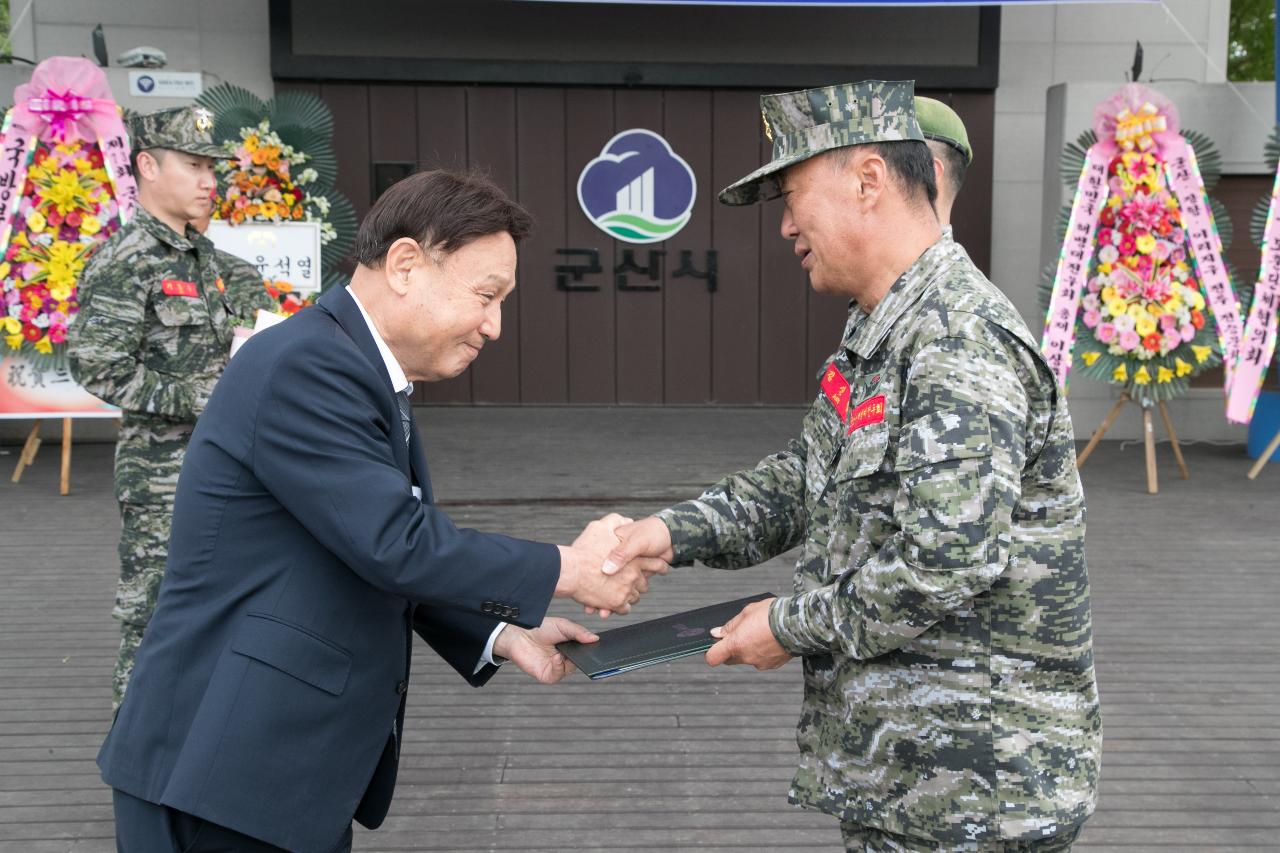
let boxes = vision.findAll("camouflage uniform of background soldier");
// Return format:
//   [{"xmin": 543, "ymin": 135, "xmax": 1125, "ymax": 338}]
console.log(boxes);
[
  {"xmin": 67, "ymin": 107, "xmax": 273, "ymax": 707},
  {"xmin": 654, "ymin": 82, "xmax": 1102, "ymax": 850}
]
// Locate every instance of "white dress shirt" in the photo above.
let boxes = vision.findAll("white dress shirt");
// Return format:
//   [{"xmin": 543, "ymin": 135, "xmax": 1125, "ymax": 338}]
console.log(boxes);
[{"xmin": 347, "ymin": 287, "xmax": 506, "ymax": 672}]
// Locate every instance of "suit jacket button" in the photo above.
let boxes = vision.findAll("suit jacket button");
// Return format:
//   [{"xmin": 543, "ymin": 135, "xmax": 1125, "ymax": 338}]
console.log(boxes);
[
  {"xmin": 396, "ymin": 680, "xmax": 408, "ymax": 695},
  {"xmin": 482, "ymin": 601, "xmax": 493, "ymax": 614},
  {"xmin": 510, "ymin": 607, "xmax": 520, "ymax": 619}
]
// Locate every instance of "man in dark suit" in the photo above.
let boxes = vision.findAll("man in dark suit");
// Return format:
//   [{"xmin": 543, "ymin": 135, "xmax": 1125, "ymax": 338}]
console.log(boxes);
[{"xmin": 99, "ymin": 170, "xmax": 659, "ymax": 852}]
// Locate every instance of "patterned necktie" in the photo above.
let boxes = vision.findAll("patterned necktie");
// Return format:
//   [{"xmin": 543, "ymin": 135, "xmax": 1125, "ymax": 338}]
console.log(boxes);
[{"xmin": 396, "ymin": 390, "xmax": 412, "ymax": 447}]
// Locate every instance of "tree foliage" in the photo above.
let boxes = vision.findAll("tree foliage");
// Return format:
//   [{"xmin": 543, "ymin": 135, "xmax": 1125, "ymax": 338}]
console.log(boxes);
[{"xmin": 1229, "ymin": 0, "xmax": 1276, "ymax": 82}]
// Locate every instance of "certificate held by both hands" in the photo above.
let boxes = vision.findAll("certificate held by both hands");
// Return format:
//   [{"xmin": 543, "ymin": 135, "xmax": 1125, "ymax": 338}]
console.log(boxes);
[{"xmin": 557, "ymin": 593, "xmax": 772, "ymax": 680}]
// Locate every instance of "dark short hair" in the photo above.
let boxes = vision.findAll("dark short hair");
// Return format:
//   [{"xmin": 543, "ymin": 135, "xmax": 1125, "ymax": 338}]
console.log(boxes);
[
  {"xmin": 927, "ymin": 139, "xmax": 969, "ymax": 199},
  {"xmin": 354, "ymin": 169, "xmax": 533, "ymax": 267},
  {"xmin": 828, "ymin": 140, "xmax": 937, "ymax": 211},
  {"xmin": 129, "ymin": 147, "xmax": 167, "ymax": 176}
]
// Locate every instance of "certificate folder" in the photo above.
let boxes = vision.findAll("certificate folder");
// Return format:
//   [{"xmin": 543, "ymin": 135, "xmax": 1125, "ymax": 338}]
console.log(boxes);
[{"xmin": 557, "ymin": 593, "xmax": 773, "ymax": 680}]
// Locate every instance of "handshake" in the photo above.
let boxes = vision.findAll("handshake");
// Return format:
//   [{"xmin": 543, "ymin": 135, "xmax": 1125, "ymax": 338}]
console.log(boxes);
[{"xmin": 490, "ymin": 513, "xmax": 674, "ymax": 683}]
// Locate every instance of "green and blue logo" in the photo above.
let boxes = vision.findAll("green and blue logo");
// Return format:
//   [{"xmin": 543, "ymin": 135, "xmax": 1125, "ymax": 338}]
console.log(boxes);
[{"xmin": 576, "ymin": 129, "xmax": 696, "ymax": 244}]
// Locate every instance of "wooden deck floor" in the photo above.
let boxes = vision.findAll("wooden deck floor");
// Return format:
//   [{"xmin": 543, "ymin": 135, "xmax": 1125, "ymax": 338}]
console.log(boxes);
[{"xmin": 2, "ymin": 407, "xmax": 1278, "ymax": 852}]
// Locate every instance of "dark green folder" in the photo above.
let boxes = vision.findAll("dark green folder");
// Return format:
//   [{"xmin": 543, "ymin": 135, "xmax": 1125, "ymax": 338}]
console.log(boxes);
[{"xmin": 557, "ymin": 593, "xmax": 773, "ymax": 679}]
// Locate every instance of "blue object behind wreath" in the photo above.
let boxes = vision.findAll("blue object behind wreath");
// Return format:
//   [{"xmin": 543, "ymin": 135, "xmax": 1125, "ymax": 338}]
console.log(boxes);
[{"xmin": 1247, "ymin": 390, "xmax": 1280, "ymax": 461}]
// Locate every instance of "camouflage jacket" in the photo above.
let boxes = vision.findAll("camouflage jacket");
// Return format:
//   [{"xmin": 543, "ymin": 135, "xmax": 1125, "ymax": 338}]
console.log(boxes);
[
  {"xmin": 68, "ymin": 207, "xmax": 270, "ymax": 428},
  {"xmin": 657, "ymin": 238, "xmax": 1101, "ymax": 843}
]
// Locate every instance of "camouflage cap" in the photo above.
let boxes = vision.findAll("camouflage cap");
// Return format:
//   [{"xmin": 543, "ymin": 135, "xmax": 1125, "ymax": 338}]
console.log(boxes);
[
  {"xmin": 718, "ymin": 80, "xmax": 924, "ymax": 206},
  {"xmin": 915, "ymin": 96, "xmax": 972, "ymax": 165},
  {"xmin": 126, "ymin": 106, "xmax": 231, "ymax": 159}
]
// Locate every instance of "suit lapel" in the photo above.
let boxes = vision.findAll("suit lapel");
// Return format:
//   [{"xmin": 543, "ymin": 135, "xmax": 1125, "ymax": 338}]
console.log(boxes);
[{"xmin": 316, "ymin": 287, "xmax": 412, "ymax": 477}]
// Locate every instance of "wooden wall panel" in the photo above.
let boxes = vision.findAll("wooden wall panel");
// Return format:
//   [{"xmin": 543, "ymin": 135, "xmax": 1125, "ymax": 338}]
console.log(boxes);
[
  {"xmin": 662, "ymin": 90, "xmax": 713, "ymax": 404},
  {"xmin": 614, "ymin": 90, "xmax": 666, "ymax": 404},
  {"xmin": 565, "ymin": 89, "xmax": 617, "ymax": 403},
  {"xmin": 413, "ymin": 88, "xmax": 471, "ymax": 404},
  {"xmin": 516, "ymin": 89, "xmax": 570, "ymax": 404},
  {"xmin": 711, "ymin": 90, "xmax": 762, "ymax": 404},
  {"xmin": 466, "ymin": 87, "xmax": 522, "ymax": 403},
  {"xmin": 313, "ymin": 82, "xmax": 998, "ymax": 407}
]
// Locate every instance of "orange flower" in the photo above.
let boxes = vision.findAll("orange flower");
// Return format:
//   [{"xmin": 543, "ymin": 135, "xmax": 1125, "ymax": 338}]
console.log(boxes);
[
  {"xmin": 251, "ymin": 149, "xmax": 269, "ymax": 166},
  {"xmin": 292, "ymin": 205, "xmax": 303, "ymax": 220},
  {"xmin": 1142, "ymin": 332, "xmax": 1162, "ymax": 352}
]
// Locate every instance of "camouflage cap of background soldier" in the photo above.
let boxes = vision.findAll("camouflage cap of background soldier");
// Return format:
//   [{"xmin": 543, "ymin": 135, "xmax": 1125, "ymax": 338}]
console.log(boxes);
[
  {"xmin": 914, "ymin": 96, "xmax": 972, "ymax": 165},
  {"xmin": 126, "ymin": 106, "xmax": 231, "ymax": 159},
  {"xmin": 718, "ymin": 79, "xmax": 925, "ymax": 206}
]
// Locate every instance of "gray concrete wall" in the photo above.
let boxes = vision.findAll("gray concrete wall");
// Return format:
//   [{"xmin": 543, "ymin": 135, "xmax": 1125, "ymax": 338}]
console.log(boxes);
[{"xmin": 5, "ymin": 0, "xmax": 273, "ymax": 109}]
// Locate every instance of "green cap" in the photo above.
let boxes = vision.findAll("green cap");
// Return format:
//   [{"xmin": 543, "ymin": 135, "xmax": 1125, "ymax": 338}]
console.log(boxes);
[
  {"xmin": 126, "ymin": 106, "xmax": 230, "ymax": 159},
  {"xmin": 718, "ymin": 79, "xmax": 924, "ymax": 206},
  {"xmin": 914, "ymin": 96, "xmax": 972, "ymax": 165}
]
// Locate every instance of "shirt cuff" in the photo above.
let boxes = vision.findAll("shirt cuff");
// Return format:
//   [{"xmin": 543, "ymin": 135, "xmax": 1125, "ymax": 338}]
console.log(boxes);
[
  {"xmin": 768, "ymin": 590, "xmax": 831, "ymax": 657},
  {"xmin": 474, "ymin": 623, "xmax": 507, "ymax": 675}
]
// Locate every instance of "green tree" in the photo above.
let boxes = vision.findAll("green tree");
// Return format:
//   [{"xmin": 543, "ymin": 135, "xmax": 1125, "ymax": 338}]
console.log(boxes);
[
  {"xmin": 0, "ymin": 0, "xmax": 11, "ymax": 59},
  {"xmin": 1230, "ymin": 0, "xmax": 1276, "ymax": 81}
]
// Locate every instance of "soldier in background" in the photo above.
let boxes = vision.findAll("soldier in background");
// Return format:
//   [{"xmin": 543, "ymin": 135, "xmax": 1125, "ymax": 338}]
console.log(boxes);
[
  {"xmin": 68, "ymin": 106, "xmax": 268, "ymax": 708},
  {"xmin": 914, "ymin": 95, "xmax": 973, "ymax": 236},
  {"xmin": 602, "ymin": 81, "xmax": 1101, "ymax": 851}
]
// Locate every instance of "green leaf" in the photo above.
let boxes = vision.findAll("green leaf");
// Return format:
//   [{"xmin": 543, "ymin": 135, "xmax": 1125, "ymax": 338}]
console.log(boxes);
[
  {"xmin": 268, "ymin": 90, "xmax": 334, "ymax": 143},
  {"xmin": 1251, "ymin": 195, "xmax": 1270, "ymax": 248},
  {"xmin": 302, "ymin": 146, "xmax": 339, "ymax": 191}
]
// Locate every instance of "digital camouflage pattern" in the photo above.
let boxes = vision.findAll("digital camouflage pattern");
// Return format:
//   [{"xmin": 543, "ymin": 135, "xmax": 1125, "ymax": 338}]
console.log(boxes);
[
  {"xmin": 657, "ymin": 238, "xmax": 1101, "ymax": 845},
  {"xmin": 719, "ymin": 80, "xmax": 925, "ymax": 206},
  {"xmin": 126, "ymin": 106, "xmax": 232, "ymax": 159},
  {"xmin": 68, "ymin": 205, "xmax": 272, "ymax": 705},
  {"xmin": 843, "ymin": 821, "xmax": 1081, "ymax": 853}
]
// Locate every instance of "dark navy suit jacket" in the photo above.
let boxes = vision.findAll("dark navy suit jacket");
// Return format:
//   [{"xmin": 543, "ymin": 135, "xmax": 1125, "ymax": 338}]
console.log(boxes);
[{"xmin": 98, "ymin": 287, "xmax": 560, "ymax": 852}]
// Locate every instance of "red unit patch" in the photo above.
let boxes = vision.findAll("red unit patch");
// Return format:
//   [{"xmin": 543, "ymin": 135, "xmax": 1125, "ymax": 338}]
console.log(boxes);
[
  {"xmin": 161, "ymin": 279, "xmax": 199, "ymax": 298},
  {"xmin": 820, "ymin": 364, "xmax": 852, "ymax": 421},
  {"xmin": 847, "ymin": 395, "xmax": 886, "ymax": 433}
]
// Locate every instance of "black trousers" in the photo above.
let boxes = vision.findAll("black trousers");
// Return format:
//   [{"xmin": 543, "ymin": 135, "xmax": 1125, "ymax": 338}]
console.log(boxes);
[{"xmin": 113, "ymin": 788, "xmax": 353, "ymax": 853}]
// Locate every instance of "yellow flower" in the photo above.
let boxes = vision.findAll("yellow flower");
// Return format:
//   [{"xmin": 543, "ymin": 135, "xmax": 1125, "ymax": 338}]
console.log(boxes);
[
  {"xmin": 43, "ymin": 170, "xmax": 94, "ymax": 215},
  {"xmin": 1192, "ymin": 345, "xmax": 1212, "ymax": 364},
  {"xmin": 1098, "ymin": 263, "xmax": 1113, "ymax": 275},
  {"xmin": 5, "ymin": 333, "xmax": 23, "ymax": 350},
  {"xmin": 27, "ymin": 210, "xmax": 47, "ymax": 232},
  {"xmin": 1175, "ymin": 358, "xmax": 1193, "ymax": 377},
  {"xmin": 245, "ymin": 135, "xmax": 259, "ymax": 153},
  {"xmin": 1101, "ymin": 286, "xmax": 1117, "ymax": 303},
  {"xmin": 1157, "ymin": 366, "xmax": 1174, "ymax": 383},
  {"xmin": 49, "ymin": 284, "xmax": 71, "ymax": 302},
  {"xmin": 1081, "ymin": 351, "xmax": 1101, "ymax": 366},
  {"xmin": 34, "ymin": 337, "xmax": 52, "ymax": 354},
  {"xmin": 44, "ymin": 241, "xmax": 87, "ymax": 290},
  {"xmin": 1113, "ymin": 364, "xmax": 1128, "ymax": 383},
  {"xmin": 1135, "ymin": 234, "xmax": 1156, "ymax": 254},
  {"xmin": 2, "ymin": 317, "xmax": 20, "ymax": 334},
  {"xmin": 13, "ymin": 231, "xmax": 29, "ymax": 247},
  {"xmin": 1106, "ymin": 300, "xmax": 1128, "ymax": 318},
  {"xmin": 1127, "ymin": 304, "xmax": 1146, "ymax": 322},
  {"xmin": 1167, "ymin": 295, "xmax": 1183, "ymax": 313},
  {"xmin": 1188, "ymin": 291, "xmax": 1205, "ymax": 311},
  {"xmin": 0, "ymin": 262, "xmax": 9, "ymax": 279},
  {"xmin": 73, "ymin": 157, "xmax": 92, "ymax": 173},
  {"xmin": 1135, "ymin": 314, "xmax": 1157, "ymax": 336},
  {"xmin": 1133, "ymin": 366, "xmax": 1151, "ymax": 385},
  {"xmin": 80, "ymin": 215, "xmax": 102, "ymax": 235},
  {"xmin": 1147, "ymin": 303, "xmax": 1163, "ymax": 316},
  {"xmin": 260, "ymin": 201, "xmax": 279, "ymax": 219}
]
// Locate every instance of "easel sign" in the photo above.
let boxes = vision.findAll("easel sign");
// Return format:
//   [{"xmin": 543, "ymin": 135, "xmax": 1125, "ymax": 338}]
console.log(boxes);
[
  {"xmin": 206, "ymin": 220, "xmax": 322, "ymax": 295},
  {"xmin": 1, "ymin": 355, "xmax": 119, "ymax": 494}
]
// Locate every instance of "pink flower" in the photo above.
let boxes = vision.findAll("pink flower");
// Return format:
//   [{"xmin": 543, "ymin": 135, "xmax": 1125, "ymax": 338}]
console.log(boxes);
[
  {"xmin": 1098, "ymin": 229, "xmax": 1114, "ymax": 246},
  {"xmin": 1152, "ymin": 240, "xmax": 1173, "ymax": 261},
  {"xmin": 1083, "ymin": 309, "xmax": 1101, "ymax": 328},
  {"xmin": 1172, "ymin": 228, "xmax": 1185, "ymax": 243},
  {"xmin": 1087, "ymin": 277, "xmax": 1102, "ymax": 293},
  {"xmin": 1119, "ymin": 329, "xmax": 1141, "ymax": 351},
  {"xmin": 1097, "ymin": 323, "xmax": 1118, "ymax": 343},
  {"xmin": 1170, "ymin": 247, "xmax": 1186, "ymax": 264},
  {"xmin": 48, "ymin": 325, "xmax": 66, "ymax": 344},
  {"xmin": 1159, "ymin": 313, "xmax": 1178, "ymax": 332},
  {"xmin": 1099, "ymin": 245, "xmax": 1120, "ymax": 264},
  {"xmin": 1119, "ymin": 235, "xmax": 1136, "ymax": 255},
  {"xmin": 1163, "ymin": 331, "xmax": 1181, "ymax": 352},
  {"xmin": 1180, "ymin": 324, "xmax": 1195, "ymax": 342}
]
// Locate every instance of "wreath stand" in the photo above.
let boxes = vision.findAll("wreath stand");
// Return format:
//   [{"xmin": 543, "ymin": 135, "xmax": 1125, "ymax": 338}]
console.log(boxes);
[
  {"xmin": 1075, "ymin": 393, "xmax": 1189, "ymax": 494},
  {"xmin": 1247, "ymin": 425, "xmax": 1280, "ymax": 480},
  {"xmin": 9, "ymin": 418, "xmax": 74, "ymax": 495}
]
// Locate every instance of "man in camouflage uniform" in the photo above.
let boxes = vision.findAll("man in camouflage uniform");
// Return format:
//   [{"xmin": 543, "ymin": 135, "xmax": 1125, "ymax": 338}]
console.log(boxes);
[
  {"xmin": 915, "ymin": 95, "xmax": 972, "ymax": 237},
  {"xmin": 603, "ymin": 81, "xmax": 1101, "ymax": 851},
  {"xmin": 68, "ymin": 107, "xmax": 272, "ymax": 707}
]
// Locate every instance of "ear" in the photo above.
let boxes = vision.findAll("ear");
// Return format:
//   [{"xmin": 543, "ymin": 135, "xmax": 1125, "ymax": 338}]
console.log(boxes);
[
  {"xmin": 932, "ymin": 156, "xmax": 946, "ymax": 190},
  {"xmin": 135, "ymin": 150, "xmax": 162, "ymax": 182},
  {"xmin": 855, "ymin": 151, "xmax": 888, "ymax": 206},
  {"xmin": 383, "ymin": 237, "xmax": 422, "ymax": 297}
]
